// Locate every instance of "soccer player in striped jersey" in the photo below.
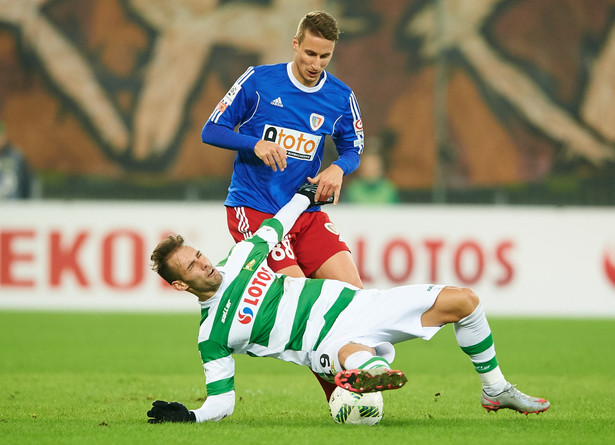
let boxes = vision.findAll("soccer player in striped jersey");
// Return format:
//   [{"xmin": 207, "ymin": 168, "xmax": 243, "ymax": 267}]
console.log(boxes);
[
  {"xmin": 146, "ymin": 184, "xmax": 550, "ymax": 424},
  {"xmin": 201, "ymin": 10, "xmax": 365, "ymax": 400}
]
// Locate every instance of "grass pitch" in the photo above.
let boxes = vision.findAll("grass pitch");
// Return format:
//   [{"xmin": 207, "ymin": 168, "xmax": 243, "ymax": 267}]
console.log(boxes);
[{"xmin": 0, "ymin": 311, "xmax": 613, "ymax": 445}]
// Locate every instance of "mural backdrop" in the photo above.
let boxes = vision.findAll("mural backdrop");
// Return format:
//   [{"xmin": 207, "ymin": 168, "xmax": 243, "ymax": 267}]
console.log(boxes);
[{"xmin": 1, "ymin": 0, "xmax": 614, "ymax": 193}]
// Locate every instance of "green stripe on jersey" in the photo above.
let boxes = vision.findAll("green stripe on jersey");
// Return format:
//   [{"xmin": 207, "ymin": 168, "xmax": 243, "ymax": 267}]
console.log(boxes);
[
  {"xmin": 208, "ymin": 267, "xmax": 265, "ymax": 346},
  {"xmin": 249, "ymin": 276, "xmax": 285, "ymax": 346},
  {"xmin": 200, "ymin": 307, "xmax": 209, "ymax": 326},
  {"xmin": 314, "ymin": 287, "xmax": 356, "ymax": 350},
  {"xmin": 261, "ymin": 217, "xmax": 284, "ymax": 241},
  {"xmin": 199, "ymin": 339, "xmax": 232, "ymax": 363},
  {"xmin": 206, "ymin": 376, "xmax": 234, "ymax": 396},
  {"xmin": 207, "ymin": 290, "xmax": 237, "ymax": 346},
  {"xmin": 285, "ymin": 280, "xmax": 325, "ymax": 351},
  {"xmin": 205, "ymin": 239, "xmax": 273, "ymax": 347},
  {"xmin": 215, "ymin": 245, "xmax": 235, "ymax": 268}
]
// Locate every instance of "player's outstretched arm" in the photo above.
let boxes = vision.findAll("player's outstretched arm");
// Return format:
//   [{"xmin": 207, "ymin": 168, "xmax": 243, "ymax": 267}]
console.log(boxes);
[
  {"xmin": 268, "ymin": 183, "xmax": 334, "ymax": 238},
  {"xmin": 147, "ymin": 392, "xmax": 235, "ymax": 423},
  {"xmin": 254, "ymin": 183, "xmax": 335, "ymax": 251}
]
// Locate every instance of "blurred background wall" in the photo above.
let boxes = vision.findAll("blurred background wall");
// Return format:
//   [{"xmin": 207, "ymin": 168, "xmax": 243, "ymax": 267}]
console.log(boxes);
[{"xmin": 2, "ymin": 0, "xmax": 614, "ymax": 204}]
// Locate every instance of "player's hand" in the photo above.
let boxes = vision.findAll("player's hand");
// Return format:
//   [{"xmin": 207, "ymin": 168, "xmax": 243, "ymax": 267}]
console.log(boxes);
[
  {"xmin": 308, "ymin": 164, "xmax": 344, "ymax": 205},
  {"xmin": 297, "ymin": 183, "xmax": 334, "ymax": 207},
  {"xmin": 254, "ymin": 140, "xmax": 287, "ymax": 172},
  {"xmin": 147, "ymin": 400, "xmax": 196, "ymax": 423}
]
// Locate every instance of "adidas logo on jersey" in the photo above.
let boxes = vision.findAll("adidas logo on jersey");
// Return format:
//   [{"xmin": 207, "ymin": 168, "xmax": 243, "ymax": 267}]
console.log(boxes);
[{"xmin": 270, "ymin": 97, "xmax": 283, "ymax": 107}]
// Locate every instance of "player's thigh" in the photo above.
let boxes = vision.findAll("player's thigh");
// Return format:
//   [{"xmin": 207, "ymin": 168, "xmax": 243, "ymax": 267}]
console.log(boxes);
[
  {"xmin": 293, "ymin": 211, "xmax": 355, "ymax": 277},
  {"xmin": 312, "ymin": 251, "xmax": 362, "ymax": 288},
  {"xmin": 275, "ymin": 264, "xmax": 305, "ymax": 278}
]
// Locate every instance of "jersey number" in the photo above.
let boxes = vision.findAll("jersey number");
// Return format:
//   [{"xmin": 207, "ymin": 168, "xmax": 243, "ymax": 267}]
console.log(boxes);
[
  {"xmin": 271, "ymin": 237, "xmax": 295, "ymax": 261},
  {"xmin": 320, "ymin": 354, "xmax": 330, "ymax": 368}
]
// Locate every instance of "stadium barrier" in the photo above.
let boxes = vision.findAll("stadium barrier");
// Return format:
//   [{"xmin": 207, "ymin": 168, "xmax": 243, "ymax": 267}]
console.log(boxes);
[{"xmin": 1, "ymin": 201, "xmax": 614, "ymax": 316}]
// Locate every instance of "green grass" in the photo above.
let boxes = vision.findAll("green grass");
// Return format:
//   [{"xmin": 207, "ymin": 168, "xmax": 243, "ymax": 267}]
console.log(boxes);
[{"xmin": 1, "ymin": 312, "xmax": 613, "ymax": 444}]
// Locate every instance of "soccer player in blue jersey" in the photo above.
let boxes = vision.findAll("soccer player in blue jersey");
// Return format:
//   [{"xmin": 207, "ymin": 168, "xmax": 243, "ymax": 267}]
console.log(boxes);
[
  {"xmin": 146, "ymin": 184, "xmax": 550, "ymax": 423},
  {"xmin": 201, "ymin": 10, "xmax": 365, "ymax": 399}
]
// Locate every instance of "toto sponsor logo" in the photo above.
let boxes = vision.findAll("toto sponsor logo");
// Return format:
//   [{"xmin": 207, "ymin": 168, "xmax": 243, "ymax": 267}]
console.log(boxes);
[{"xmin": 262, "ymin": 125, "xmax": 321, "ymax": 161}]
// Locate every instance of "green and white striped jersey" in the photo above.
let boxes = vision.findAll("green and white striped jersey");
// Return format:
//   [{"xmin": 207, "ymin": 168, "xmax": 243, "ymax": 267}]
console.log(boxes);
[{"xmin": 197, "ymin": 217, "xmax": 358, "ymax": 397}]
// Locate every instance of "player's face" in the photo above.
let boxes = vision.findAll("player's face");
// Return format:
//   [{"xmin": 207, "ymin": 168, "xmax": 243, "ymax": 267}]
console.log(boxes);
[
  {"xmin": 292, "ymin": 30, "xmax": 335, "ymax": 87},
  {"xmin": 170, "ymin": 245, "xmax": 222, "ymax": 294}
]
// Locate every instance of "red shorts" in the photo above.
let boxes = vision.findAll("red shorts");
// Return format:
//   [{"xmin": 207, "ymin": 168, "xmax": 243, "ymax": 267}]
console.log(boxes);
[{"xmin": 226, "ymin": 206, "xmax": 350, "ymax": 277}]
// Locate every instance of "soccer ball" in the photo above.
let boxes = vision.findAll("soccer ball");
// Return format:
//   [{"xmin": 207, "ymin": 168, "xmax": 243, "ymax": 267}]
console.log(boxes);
[{"xmin": 329, "ymin": 387, "xmax": 384, "ymax": 425}]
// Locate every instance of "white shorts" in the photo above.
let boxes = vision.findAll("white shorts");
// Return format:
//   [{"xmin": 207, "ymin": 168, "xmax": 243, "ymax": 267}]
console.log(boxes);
[{"xmin": 311, "ymin": 284, "xmax": 446, "ymax": 381}]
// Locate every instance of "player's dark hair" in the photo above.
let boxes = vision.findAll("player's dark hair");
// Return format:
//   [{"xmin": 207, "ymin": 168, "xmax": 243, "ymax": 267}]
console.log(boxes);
[
  {"xmin": 296, "ymin": 11, "xmax": 339, "ymax": 43},
  {"xmin": 151, "ymin": 234, "xmax": 185, "ymax": 284}
]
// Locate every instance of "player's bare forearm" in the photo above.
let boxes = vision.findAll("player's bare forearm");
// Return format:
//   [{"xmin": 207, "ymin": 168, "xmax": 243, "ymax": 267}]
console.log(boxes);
[{"xmin": 308, "ymin": 164, "xmax": 344, "ymax": 205}]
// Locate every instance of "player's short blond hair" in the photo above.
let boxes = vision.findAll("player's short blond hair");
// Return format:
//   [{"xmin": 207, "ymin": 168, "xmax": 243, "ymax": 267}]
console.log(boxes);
[{"xmin": 296, "ymin": 11, "xmax": 339, "ymax": 43}]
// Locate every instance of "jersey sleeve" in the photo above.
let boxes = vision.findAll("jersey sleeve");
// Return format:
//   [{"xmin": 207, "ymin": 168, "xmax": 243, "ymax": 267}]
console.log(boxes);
[
  {"xmin": 201, "ymin": 120, "xmax": 260, "ymax": 152},
  {"xmin": 202, "ymin": 66, "xmax": 262, "ymax": 154},
  {"xmin": 331, "ymin": 91, "xmax": 364, "ymax": 175},
  {"xmin": 198, "ymin": 339, "xmax": 235, "ymax": 395}
]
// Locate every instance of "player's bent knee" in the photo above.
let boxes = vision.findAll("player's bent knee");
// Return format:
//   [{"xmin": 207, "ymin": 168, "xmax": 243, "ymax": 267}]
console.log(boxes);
[
  {"xmin": 443, "ymin": 286, "xmax": 480, "ymax": 321},
  {"xmin": 444, "ymin": 287, "xmax": 480, "ymax": 320},
  {"xmin": 422, "ymin": 286, "xmax": 480, "ymax": 326},
  {"xmin": 459, "ymin": 287, "xmax": 480, "ymax": 317}
]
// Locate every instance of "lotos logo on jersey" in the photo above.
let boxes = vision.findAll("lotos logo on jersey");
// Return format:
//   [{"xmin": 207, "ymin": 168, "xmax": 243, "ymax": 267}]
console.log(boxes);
[
  {"xmin": 238, "ymin": 307, "xmax": 254, "ymax": 325},
  {"xmin": 236, "ymin": 265, "xmax": 275, "ymax": 325},
  {"xmin": 262, "ymin": 125, "xmax": 322, "ymax": 161}
]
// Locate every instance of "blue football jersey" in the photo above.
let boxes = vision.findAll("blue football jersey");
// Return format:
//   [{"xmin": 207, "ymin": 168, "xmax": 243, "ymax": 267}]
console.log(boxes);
[{"xmin": 208, "ymin": 62, "xmax": 364, "ymax": 214}]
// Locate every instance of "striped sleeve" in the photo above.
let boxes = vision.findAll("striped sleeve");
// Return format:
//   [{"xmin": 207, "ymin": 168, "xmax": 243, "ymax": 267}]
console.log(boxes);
[
  {"xmin": 199, "ymin": 339, "xmax": 235, "ymax": 396},
  {"xmin": 331, "ymin": 91, "xmax": 364, "ymax": 175},
  {"xmin": 254, "ymin": 218, "xmax": 283, "ymax": 245}
]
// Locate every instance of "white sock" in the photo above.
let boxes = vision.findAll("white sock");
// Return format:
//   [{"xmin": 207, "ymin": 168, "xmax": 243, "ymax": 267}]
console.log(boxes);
[
  {"xmin": 454, "ymin": 303, "xmax": 508, "ymax": 394},
  {"xmin": 344, "ymin": 351, "xmax": 390, "ymax": 370},
  {"xmin": 479, "ymin": 368, "xmax": 508, "ymax": 395}
]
